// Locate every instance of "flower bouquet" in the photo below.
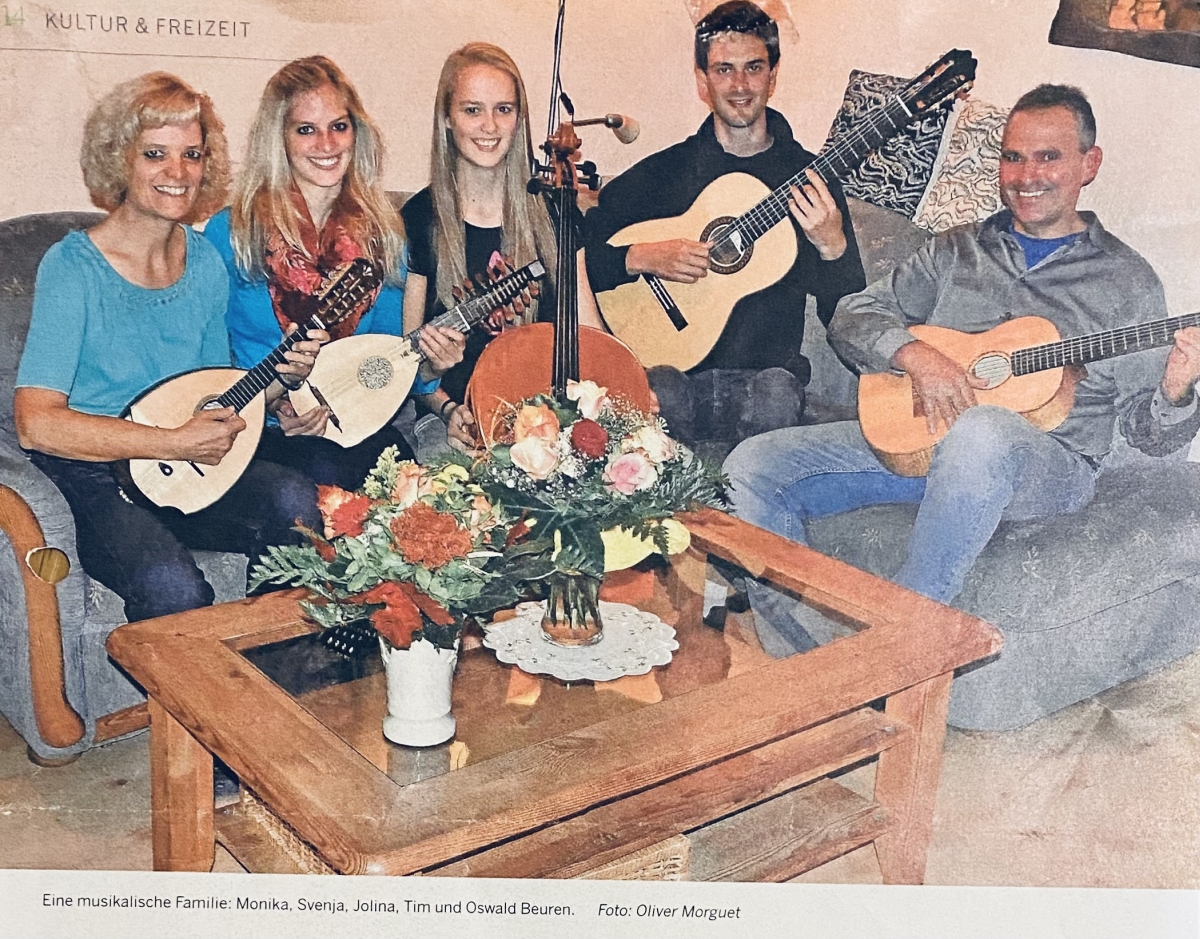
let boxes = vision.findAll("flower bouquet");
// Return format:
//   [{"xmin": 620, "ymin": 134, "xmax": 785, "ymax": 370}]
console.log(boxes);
[
  {"xmin": 250, "ymin": 449, "xmax": 511, "ymax": 746},
  {"xmin": 251, "ymin": 448, "xmax": 507, "ymax": 650},
  {"xmin": 468, "ymin": 380, "xmax": 726, "ymax": 645}
]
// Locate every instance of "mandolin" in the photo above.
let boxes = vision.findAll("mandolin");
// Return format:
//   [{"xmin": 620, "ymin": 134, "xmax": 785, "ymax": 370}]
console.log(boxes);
[
  {"xmin": 859, "ymin": 312, "xmax": 1200, "ymax": 476},
  {"xmin": 288, "ymin": 259, "xmax": 546, "ymax": 448},
  {"xmin": 124, "ymin": 258, "xmax": 381, "ymax": 513},
  {"xmin": 596, "ymin": 49, "xmax": 977, "ymax": 372}
]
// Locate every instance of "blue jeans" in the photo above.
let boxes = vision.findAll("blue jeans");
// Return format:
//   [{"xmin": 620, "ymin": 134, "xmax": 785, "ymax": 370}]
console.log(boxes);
[
  {"xmin": 723, "ymin": 407, "xmax": 1097, "ymax": 653},
  {"xmin": 32, "ymin": 452, "xmax": 321, "ymax": 623}
]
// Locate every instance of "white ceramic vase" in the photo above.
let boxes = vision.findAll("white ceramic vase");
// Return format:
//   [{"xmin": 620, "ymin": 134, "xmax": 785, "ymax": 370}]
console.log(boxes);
[{"xmin": 379, "ymin": 636, "xmax": 459, "ymax": 747}]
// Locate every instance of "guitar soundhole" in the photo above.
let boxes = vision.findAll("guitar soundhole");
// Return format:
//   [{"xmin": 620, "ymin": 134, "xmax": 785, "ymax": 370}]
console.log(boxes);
[
  {"xmin": 702, "ymin": 217, "xmax": 752, "ymax": 275},
  {"xmin": 972, "ymin": 352, "xmax": 1012, "ymax": 390},
  {"xmin": 358, "ymin": 356, "xmax": 393, "ymax": 390}
]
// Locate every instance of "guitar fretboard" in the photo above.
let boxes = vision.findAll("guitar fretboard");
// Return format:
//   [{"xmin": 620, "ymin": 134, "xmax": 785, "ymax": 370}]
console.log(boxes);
[
  {"xmin": 216, "ymin": 260, "xmax": 379, "ymax": 412},
  {"xmin": 1011, "ymin": 312, "xmax": 1200, "ymax": 376},
  {"xmin": 718, "ymin": 97, "xmax": 917, "ymax": 251},
  {"xmin": 416, "ymin": 260, "xmax": 546, "ymax": 355}
]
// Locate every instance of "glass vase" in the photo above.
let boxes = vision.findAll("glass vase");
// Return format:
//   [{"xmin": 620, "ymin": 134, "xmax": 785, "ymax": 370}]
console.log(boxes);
[{"xmin": 540, "ymin": 571, "xmax": 604, "ymax": 647}]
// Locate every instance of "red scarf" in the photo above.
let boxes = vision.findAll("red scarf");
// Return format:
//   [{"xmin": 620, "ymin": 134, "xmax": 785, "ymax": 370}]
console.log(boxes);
[{"xmin": 263, "ymin": 186, "xmax": 382, "ymax": 340}]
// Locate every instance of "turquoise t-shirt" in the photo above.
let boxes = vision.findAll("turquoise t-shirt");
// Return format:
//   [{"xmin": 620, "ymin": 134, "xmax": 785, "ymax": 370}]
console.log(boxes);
[{"xmin": 16, "ymin": 227, "xmax": 231, "ymax": 417}]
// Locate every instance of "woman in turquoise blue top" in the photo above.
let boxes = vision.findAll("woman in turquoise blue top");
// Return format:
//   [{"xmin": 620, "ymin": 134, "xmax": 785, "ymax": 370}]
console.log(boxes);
[
  {"xmin": 207, "ymin": 56, "xmax": 465, "ymax": 488},
  {"xmin": 14, "ymin": 73, "xmax": 324, "ymax": 623}
]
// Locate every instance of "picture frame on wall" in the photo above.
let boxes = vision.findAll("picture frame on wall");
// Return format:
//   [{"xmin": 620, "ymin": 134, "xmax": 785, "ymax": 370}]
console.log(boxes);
[{"xmin": 1050, "ymin": 0, "xmax": 1200, "ymax": 67}]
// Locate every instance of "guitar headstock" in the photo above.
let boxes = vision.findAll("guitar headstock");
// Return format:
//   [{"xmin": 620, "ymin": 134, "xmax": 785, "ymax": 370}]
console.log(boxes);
[
  {"xmin": 452, "ymin": 255, "xmax": 543, "ymax": 335},
  {"xmin": 901, "ymin": 49, "xmax": 977, "ymax": 116},
  {"xmin": 314, "ymin": 258, "xmax": 383, "ymax": 328}
]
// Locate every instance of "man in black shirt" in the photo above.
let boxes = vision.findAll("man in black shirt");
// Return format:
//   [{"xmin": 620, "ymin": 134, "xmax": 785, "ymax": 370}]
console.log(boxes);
[{"xmin": 585, "ymin": 0, "xmax": 865, "ymax": 456}]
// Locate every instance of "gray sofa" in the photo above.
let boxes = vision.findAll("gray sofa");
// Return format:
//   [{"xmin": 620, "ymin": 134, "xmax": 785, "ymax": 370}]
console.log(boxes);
[
  {"xmin": 0, "ymin": 212, "xmax": 247, "ymax": 762},
  {"xmin": 793, "ymin": 199, "xmax": 1200, "ymax": 731}
]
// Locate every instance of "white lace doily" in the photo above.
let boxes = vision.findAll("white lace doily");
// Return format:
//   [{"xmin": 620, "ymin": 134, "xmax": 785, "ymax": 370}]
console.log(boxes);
[{"xmin": 483, "ymin": 601, "xmax": 678, "ymax": 682}]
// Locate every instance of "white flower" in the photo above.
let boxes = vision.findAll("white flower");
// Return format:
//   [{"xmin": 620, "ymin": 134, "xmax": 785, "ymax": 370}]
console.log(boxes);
[
  {"xmin": 624, "ymin": 423, "xmax": 677, "ymax": 464},
  {"xmin": 566, "ymin": 379, "xmax": 610, "ymax": 420}
]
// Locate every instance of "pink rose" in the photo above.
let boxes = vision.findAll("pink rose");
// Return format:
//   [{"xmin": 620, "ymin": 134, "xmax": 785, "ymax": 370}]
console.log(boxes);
[
  {"xmin": 603, "ymin": 451, "xmax": 658, "ymax": 495},
  {"xmin": 513, "ymin": 404, "xmax": 560, "ymax": 443},
  {"xmin": 511, "ymin": 437, "xmax": 559, "ymax": 480},
  {"xmin": 624, "ymin": 424, "xmax": 677, "ymax": 464},
  {"xmin": 566, "ymin": 380, "xmax": 610, "ymax": 420},
  {"xmin": 390, "ymin": 462, "xmax": 426, "ymax": 509}
]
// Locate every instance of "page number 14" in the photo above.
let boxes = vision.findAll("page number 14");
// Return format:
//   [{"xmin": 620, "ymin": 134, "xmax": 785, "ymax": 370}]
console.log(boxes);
[{"xmin": 2, "ymin": 6, "xmax": 24, "ymax": 26}]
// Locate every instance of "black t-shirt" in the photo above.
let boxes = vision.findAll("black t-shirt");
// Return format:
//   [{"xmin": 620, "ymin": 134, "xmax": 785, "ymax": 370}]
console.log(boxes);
[{"xmin": 402, "ymin": 188, "xmax": 505, "ymax": 404}]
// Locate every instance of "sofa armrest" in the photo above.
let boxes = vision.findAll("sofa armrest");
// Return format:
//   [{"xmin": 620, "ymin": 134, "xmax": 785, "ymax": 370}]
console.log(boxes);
[{"xmin": 0, "ymin": 440, "xmax": 86, "ymax": 749}]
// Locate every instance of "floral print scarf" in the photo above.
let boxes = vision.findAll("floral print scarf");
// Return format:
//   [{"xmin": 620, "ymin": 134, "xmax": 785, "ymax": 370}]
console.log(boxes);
[{"xmin": 263, "ymin": 186, "xmax": 382, "ymax": 340}]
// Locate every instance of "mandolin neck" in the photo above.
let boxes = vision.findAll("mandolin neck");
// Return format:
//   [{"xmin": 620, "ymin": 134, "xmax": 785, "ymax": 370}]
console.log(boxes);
[
  {"xmin": 732, "ymin": 98, "xmax": 916, "ymax": 245},
  {"xmin": 216, "ymin": 315, "xmax": 325, "ymax": 412},
  {"xmin": 1011, "ymin": 311, "xmax": 1200, "ymax": 376},
  {"xmin": 415, "ymin": 260, "xmax": 546, "ymax": 359}
]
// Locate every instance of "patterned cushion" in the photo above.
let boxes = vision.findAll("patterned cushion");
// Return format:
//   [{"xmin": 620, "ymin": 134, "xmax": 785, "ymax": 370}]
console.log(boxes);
[
  {"xmin": 913, "ymin": 97, "xmax": 1007, "ymax": 233},
  {"xmin": 823, "ymin": 70, "xmax": 951, "ymax": 218}
]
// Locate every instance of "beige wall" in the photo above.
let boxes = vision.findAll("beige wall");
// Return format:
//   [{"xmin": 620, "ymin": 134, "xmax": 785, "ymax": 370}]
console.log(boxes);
[{"xmin": 4, "ymin": 0, "xmax": 1197, "ymax": 309}]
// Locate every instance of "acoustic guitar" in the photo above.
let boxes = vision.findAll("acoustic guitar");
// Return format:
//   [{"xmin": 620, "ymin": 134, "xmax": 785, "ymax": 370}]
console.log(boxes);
[
  {"xmin": 859, "ymin": 312, "xmax": 1200, "ymax": 476},
  {"xmin": 288, "ymin": 259, "xmax": 546, "ymax": 448},
  {"xmin": 124, "ymin": 258, "xmax": 381, "ymax": 513},
  {"xmin": 596, "ymin": 48, "xmax": 977, "ymax": 372}
]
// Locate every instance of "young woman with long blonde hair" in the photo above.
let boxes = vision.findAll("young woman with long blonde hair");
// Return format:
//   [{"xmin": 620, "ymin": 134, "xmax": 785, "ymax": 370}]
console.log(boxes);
[
  {"xmin": 401, "ymin": 42, "xmax": 603, "ymax": 449},
  {"xmin": 205, "ymin": 55, "xmax": 465, "ymax": 485}
]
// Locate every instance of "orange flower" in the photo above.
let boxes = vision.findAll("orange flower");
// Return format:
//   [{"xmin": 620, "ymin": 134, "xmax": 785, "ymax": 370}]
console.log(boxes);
[
  {"xmin": 389, "ymin": 501, "xmax": 473, "ymax": 568},
  {"xmin": 317, "ymin": 485, "xmax": 372, "ymax": 539},
  {"xmin": 512, "ymin": 403, "xmax": 560, "ymax": 443},
  {"xmin": 355, "ymin": 581, "xmax": 421, "ymax": 649},
  {"xmin": 390, "ymin": 462, "xmax": 426, "ymax": 508}
]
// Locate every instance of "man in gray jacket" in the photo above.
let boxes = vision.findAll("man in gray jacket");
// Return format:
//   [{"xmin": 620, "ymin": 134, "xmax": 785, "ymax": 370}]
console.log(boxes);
[{"xmin": 725, "ymin": 84, "xmax": 1200, "ymax": 654}]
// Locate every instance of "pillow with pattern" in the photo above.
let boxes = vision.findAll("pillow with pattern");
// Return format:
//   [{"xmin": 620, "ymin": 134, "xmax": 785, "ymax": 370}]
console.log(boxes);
[
  {"xmin": 913, "ymin": 97, "xmax": 1006, "ymax": 234},
  {"xmin": 822, "ymin": 69, "xmax": 951, "ymax": 219}
]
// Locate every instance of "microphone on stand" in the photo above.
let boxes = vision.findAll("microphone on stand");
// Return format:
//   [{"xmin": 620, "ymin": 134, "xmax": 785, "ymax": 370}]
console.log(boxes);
[
  {"xmin": 574, "ymin": 113, "xmax": 641, "ymax": 144},
  {"xmin": 604, "ymin": 114, "xmax": 640, "ymax": 144}
]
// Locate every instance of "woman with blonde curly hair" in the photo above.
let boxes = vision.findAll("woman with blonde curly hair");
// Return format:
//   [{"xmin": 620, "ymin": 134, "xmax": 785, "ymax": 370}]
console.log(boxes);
[
  {"xmin": 205, "ymin": 56, "xmax": 464, "ymax": 485},
  {"xmin": 401, "ymin": 42, "xmax": 603, "ymax": 451},
  {"xmin": 14, "ymin": 72, "xmax": 323, "ymax": 622}
]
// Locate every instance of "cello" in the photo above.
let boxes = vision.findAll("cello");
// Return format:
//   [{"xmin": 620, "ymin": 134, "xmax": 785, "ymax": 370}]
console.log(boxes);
[{"xmin": 466, "ymin": 114, "xmax": 652, "ymax": 439}]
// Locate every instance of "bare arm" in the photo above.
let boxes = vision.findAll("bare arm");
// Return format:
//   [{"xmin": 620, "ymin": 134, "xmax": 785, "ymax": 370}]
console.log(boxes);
[{"xmin": 15, "ymin": 387, "xmax": 245, "ymax": 464}]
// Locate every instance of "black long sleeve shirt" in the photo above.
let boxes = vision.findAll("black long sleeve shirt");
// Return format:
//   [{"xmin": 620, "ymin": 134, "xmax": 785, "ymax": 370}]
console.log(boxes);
[{"xmin": 585, "ymin": 109, "xmax": 866, "ymax": 380}]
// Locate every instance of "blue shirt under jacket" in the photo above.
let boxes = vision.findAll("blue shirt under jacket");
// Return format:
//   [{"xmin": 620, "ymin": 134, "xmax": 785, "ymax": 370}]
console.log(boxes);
[{"xmin": 202, "ymin": 208, "xmax": 437, "ymax": 395}]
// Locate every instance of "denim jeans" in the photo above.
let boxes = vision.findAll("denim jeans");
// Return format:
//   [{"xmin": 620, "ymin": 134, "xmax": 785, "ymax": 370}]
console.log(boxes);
[
  {"xmin": 723, "ymin": 406, "xmax": 1097, "ymax": 654},
  {"xmin": 255, "ymin": 422, "xmax": 413, "ymax": 490},
  {"xmin": 647, "ymin": 366, "xmax": 805, "ymax": 453},
  {"xmin": 32, "ymin": 452, "xmax": 321, "ymax": 623}
]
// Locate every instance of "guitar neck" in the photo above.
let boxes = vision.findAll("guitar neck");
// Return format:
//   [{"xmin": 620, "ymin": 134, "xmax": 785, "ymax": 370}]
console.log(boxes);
[
  {"xmin": 733, "ymin": 98, "xmax": 916, "ymax": 244},
  {"xmin": 418, "ymin": 261, "xmax": 546, "ymax": 356},
  {"xmin": 1012, "ymin": 311, "xmax": 1200, "ymax": 376},
  {"xmin": 217, "ymin": 315, "xmax": 326, "ymax": 412}
]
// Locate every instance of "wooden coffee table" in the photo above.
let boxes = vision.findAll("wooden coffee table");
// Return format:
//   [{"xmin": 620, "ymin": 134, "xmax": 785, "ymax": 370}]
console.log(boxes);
[{"xmin": 107, "ymin": 508, "xmax": 1001, "ymax": 882}]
